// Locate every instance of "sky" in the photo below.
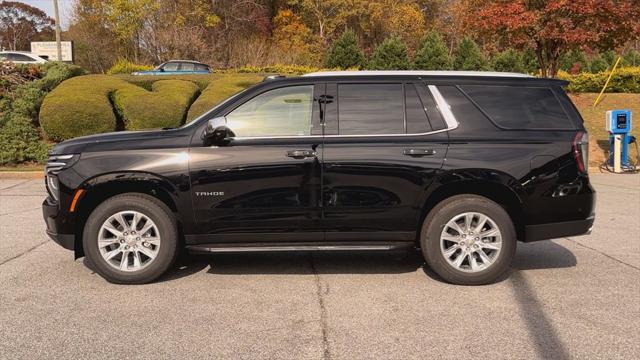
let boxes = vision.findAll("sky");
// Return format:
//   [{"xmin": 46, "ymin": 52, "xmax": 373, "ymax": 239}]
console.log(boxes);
[{"xmin": 16, "ymin": 0, "xmax": 74, "ymax": 30}]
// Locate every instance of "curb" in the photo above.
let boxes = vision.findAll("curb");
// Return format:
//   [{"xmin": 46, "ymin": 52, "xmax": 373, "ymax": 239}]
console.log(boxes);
[{"xmin": 0, "ymin": 171, "xmax": 44, "ymax": 179}]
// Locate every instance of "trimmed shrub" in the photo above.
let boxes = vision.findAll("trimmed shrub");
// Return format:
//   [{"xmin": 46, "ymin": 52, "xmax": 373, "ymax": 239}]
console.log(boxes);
[
  {"xmin": 559, "ymin": 67, "xmax": 640, "ymax": 93},
  {"xmin": 325, "ymin": 30, "xmax": 365, "ymax": 69},
  {"xmin": 368, "ymin": 36, "xmax": 410, "ymax": 70},
  {"xmin": 413, "ymin": 31, "xmax": 451, "ymax": 70},
  {"xmin": 492, "ymin": 48, "xmax": 526, "ymax": 73},
  {"xmin": 40, "ymin": 75, "xmax": 121, "ymax": 141},
  {"xmin": 0, "ymin": 114, "xmax": 49, "ymax": 165},
  {"xmin": 115, "ymin": 79, "xmax": 199, "ymax": 130},
  {"xmin": 453, "ymin": 37, "xmax": 488, "ymax": 71},
  {"xmin": 40, "ymin": 75, "xmax": 201, "ymax": 139},
  {"xmin": 107, "ymin": 58, "xmax": 153, "ymax": 75},
  {"xmin": 186, "ymin": 74, "xmax": 263, "ymax": 121},
  {"xmin": 116, "ymin": 74, "xmax": 213, "ymax": 91}
]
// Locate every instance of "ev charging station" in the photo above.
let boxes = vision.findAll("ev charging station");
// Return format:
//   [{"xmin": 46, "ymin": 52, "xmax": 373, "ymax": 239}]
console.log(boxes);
[{"xmin": 606, "ymin": 110, "xmax": 634, "ymax": 173}]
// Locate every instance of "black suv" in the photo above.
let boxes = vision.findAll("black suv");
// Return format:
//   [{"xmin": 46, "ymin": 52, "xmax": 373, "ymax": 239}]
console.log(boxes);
[{"xmin": 43, "ymin": 71, "xmax": 595, "ymax": 285}]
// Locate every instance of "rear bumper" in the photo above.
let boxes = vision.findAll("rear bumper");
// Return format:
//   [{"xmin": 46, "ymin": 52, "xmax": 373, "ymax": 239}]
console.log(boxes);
[
  {"xmin": 524, "ymin": 215, "xmax": 595, "ymax": 242},
  {"xmin": 43, "ymin": 199, "xmax": 75, "ymax": 251}
]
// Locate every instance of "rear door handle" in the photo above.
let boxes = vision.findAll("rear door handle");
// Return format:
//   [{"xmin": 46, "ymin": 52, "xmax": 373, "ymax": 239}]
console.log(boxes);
[
  {"xmin": 403, "ymin": 148, "xmax": 437, "ymax": 157},
  {"xmin": 287, "ymin": 150, "xmax": 316, "ymax": 159}
]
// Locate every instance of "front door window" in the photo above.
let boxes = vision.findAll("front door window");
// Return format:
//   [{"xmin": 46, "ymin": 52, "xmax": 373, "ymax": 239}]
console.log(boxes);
[{"xmin": 225, "ymin": 85, "xmax": 314, "ymax": 137}]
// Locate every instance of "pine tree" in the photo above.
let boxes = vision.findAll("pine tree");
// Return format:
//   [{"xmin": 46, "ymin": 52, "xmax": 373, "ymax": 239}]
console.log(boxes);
[
  {"xmin": 492, "ymin": 48, "xmax": 526, "ymax": 73},
  {"xmin": 368, "ymin": 36, "xmax": 410, "ymax": 70},
  {"xmin": 560, "ymin": 50, "xmax": 588, "ymax": 72},
  {"xmin": 413, "ymin": 31, "xmax": 452, "ymax": 70},
  {"xmin": 452, "ymin": 37, "xmax": 488, "ymax": 71},
  {"xmin": 588, "ymin": 55, "xmax": 609, "ymax": 73},
  {"xmin": 324, "ymin": 30, "xmax": 365, "ymax": 69}
]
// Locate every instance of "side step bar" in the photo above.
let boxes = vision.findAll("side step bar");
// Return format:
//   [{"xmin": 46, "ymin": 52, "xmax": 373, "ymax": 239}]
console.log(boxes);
[{"xmin": 187, "ymin": 242, "xmax": 414, "ymax": 253}]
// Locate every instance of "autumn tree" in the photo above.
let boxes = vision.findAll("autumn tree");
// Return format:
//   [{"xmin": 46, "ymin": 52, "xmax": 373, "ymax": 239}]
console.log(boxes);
[
  {"xmin": 368, "ymin": 36, "xmax": 410, "ymax": 70},
  {"xmin": 0, "ymin": 1, "xmax": 54, "ymax": 51},
  {"xmin": 453, "ymin": 37, "xmax": 488, "ymax": 71},
  {"xmin": 413, "ymin": 31, "xmax": 452, "ymax": 70},
  {"xmin": 289, "ymin": 0, "xmax": 344, "ymax": 40},
  {"xmin": 469, "ymin": 0, "xmax": 640, "ymax": 77},
  {"xmin": 325, "ymin": 29, "xmax": 365, "ymax": 69},
  {"xmin": 272, "ymin": 9, "xmax": 321, "ymax": 65},
  {"xmin": 367, "ymin": 0, "xmax": 426, "ymax": 52},
  {"xmin": 104, "ymin": 0, "xmax": 159, "ymax": 62}
]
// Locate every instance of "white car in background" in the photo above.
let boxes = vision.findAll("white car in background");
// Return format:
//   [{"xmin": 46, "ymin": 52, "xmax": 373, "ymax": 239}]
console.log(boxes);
[{"xmin": 0, "ymin": 51, "xmax": 48, "ymax": 64}]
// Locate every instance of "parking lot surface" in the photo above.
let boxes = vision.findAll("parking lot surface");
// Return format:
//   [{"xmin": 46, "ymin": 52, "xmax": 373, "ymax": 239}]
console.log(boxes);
[{"xmin": 1, "ymin": 174, "xmax": 638, "ymax": 359}]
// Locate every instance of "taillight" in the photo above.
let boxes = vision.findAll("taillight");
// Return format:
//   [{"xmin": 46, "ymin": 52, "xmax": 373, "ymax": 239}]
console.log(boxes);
[{"xmin": 572, "ymin": 131, "xmax": 589, "ymax": 173}]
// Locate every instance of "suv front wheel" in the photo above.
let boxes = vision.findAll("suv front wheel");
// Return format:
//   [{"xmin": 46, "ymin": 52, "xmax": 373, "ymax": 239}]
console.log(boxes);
[
  {"xmin": 421, "ymin": 195, "xmax": 516, "ymax": 285},
  {"xmin": 83, "ymin": 193, "xmax": 178, "ymax": 284}
]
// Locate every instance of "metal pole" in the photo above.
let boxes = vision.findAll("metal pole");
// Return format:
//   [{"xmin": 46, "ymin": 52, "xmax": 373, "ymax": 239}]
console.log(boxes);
[
  {"xmin": 53, "ymin": 0, "xmax": 62, "ymax": 61},
  {"xmin": 593, "ymin": 56, "xmax": 622, "ymax": 108}
]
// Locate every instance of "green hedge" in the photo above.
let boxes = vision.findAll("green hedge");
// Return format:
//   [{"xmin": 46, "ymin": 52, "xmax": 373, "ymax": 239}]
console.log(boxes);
[
  {"xmin": 115, "ymin": 79, "xmax": 199, "ymax": 130},
  {"xmin": 559, "ymin": 67, "xmax": 640, "ymax": 93},
  {"xmin": 40, "ymin": 75, "xmax": 122, "ymax": 141},
  {"xmin": 40, "ymin": 75, "xmax": 201, "ymax": 140},
  {"xmin": 0, "ymin": 62, "xmax": 85, "ymax": 165},
  {"xmin": 39, "ymin": 74, "xmax": 262, "ymax": 141},
  {"xmin": 186, "ymin": 74, "xmax": 263, "ymax": 121},
  {"xmin": 0, "ymin": 115, "xmax": 49, "ymax": 165},
  {"xmin": 114, "ymin": 74, "xmax": 213, "ymax": 91}
]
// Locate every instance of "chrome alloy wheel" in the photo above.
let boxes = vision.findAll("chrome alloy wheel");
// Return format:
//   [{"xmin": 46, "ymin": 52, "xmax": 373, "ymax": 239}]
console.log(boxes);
[
  {"xmin": 98, "ymin": 211, "xmax": 161, "ymax": 272},
  {"xmin": 440, "ymin": 212, "xmax": 502, "ymax": 273}
]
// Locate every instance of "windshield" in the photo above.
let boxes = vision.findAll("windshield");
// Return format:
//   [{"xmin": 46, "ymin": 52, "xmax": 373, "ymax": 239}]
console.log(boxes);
[{"xmin": 181, "ymin": 87, "xmax": 253, "ymax": 128}]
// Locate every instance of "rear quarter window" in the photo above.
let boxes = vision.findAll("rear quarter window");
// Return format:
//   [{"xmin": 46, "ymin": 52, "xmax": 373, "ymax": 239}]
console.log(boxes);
[{"xmin": 460, "ymin": 85, "xmax": 574, "ymax": 130}]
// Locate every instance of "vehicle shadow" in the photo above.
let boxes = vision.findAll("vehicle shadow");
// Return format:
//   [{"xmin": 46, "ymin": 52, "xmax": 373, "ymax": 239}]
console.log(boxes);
[{"xmin": 157, "ymin": 239, "xmax": 576, "ymax": 282}]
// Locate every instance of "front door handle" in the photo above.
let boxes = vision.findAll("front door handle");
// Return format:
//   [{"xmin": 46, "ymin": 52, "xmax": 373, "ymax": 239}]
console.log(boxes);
[
  {"xmin": 287, "ymin": 149, "xmax": 316, "ymax": 159},
  {"xmin": 403, "ymin": 148, "xmax": 437, "ymax": 157}
]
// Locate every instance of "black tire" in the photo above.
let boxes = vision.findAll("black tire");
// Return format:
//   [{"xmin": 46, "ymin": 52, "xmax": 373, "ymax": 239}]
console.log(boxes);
[
  {"xmin": 420, "ymin": 194, "xmax": 516, "ymax": 285},
  {"xmin": 83, "ymin": 193, "xmax": 178, "ymax": 284}
]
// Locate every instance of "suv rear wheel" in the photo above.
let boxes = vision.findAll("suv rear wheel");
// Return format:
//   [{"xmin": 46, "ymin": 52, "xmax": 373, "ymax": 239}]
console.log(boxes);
[
  {"xmin": 83, "ymin": 193, "xmax": 178, "ymax": 284},
  {"xmin": 420, "ymin": 195, "xmax": 516, "ymax": 285}
]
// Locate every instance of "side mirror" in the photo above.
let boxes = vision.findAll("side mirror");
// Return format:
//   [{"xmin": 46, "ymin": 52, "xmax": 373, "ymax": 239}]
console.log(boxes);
[{"xmin": 202, "ymin": 117, "xmax": 234, "ymax": 146}]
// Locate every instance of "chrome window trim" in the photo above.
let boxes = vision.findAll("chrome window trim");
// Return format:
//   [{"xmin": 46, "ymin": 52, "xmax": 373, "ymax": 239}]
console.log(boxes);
[
  {"xmin": 428, "ymin": 85, "xmax": 459, "ymax": 130},
  {"xmin": 225, "ymin": 85, "xmax": 459, "ymax": 141},
  {"xmin": 302, "ymin": 70, "xmax": 532, "ymax": 78}
]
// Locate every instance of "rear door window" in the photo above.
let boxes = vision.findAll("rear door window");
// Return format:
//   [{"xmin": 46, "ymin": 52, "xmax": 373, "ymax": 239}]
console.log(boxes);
[
  {"xmin": 460, "ymin": 85, "xmax": 573, "ymax": 129},
  {"xmin": 405, "ymin": 84, "xmax": 430, "ymax": 134},
  {"xmin": 180, "ymin": 62, "xmax": 195, "ymax": 71},
  {"xmin": 337, "ymin": 83, "xmax": 404, "ymax": 135}
]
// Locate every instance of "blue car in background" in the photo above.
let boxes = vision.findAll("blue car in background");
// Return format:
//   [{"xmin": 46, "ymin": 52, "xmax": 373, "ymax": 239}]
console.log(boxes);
[{"xmin": 132, "ymin": 60, "xmax": 211, "ymax": 75}]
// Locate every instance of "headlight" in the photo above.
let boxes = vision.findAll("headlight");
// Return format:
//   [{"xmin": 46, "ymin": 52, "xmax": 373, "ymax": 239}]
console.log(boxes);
[
  {"xmin": 46, "ymin": 174, "xmax": 60, "ymax": 201},
  {"xmin": 45, "ymin": 154, "xmax": 79, "ymax": 201}
]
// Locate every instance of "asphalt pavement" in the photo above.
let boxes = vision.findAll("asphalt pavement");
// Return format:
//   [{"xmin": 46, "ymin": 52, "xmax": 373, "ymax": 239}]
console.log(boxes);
[{"xmin": 0, "ymin": 173, "xmax": 638, "ymax": 359}]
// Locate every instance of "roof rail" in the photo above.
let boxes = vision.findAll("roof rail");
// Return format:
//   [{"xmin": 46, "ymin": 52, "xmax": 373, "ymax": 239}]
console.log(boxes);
[
  {"xmin": 263, "ymin": 74, "xmax": 286, "ymax": 82},
  {"xmin": 302, "ymin": 70, "xmax": 533, "ymax": 78}
]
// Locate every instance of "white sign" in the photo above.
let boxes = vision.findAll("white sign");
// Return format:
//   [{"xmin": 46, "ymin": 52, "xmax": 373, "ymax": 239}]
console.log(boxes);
[{"xmin": 30, "ymin": 41, "xmax": 73, "ymax": 61}]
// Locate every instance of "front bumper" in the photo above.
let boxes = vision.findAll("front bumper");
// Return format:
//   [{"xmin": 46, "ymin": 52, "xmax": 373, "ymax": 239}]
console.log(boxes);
[
  {"xmin": 524, "ymin": 215, "xmax": 595, "ymax": 242},
  {"xmin": 43, "ymin": 198, "xmax": 75, "ymax": 251}
]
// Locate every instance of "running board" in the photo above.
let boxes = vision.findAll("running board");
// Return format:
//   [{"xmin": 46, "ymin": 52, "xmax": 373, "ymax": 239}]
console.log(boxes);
[{"xmin": 187, "ymin": 242, "xmax": 414, "ymax": 253}]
